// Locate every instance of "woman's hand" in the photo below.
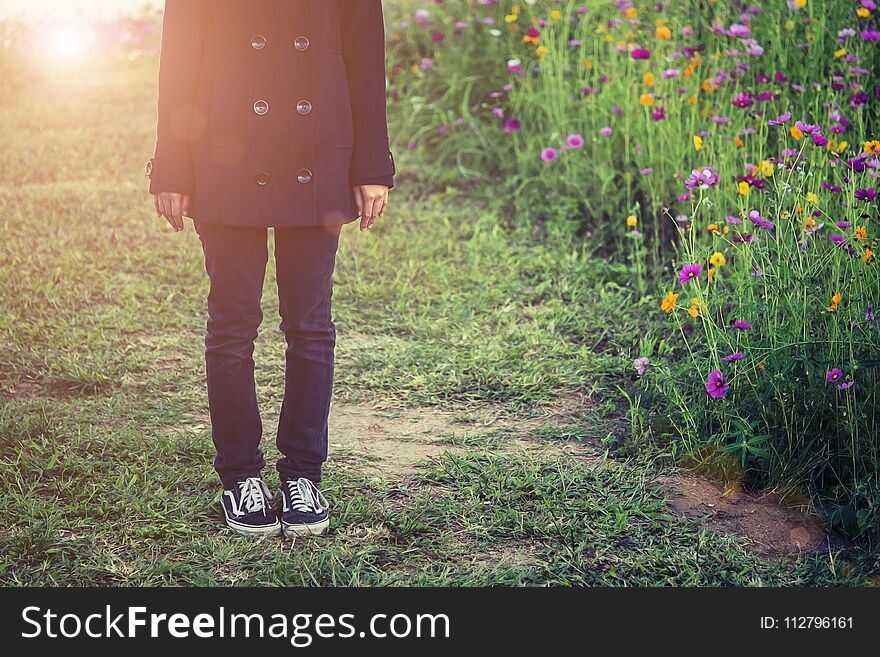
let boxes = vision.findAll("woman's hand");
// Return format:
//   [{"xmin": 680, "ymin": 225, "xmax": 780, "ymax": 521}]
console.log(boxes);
[
  {"xmin": 154, "ymin": 192, "xmax": 190, "ymax": 232},
  {"xmin": 354, "ymin": 184, "xmax": 389, "ymax": 231}
]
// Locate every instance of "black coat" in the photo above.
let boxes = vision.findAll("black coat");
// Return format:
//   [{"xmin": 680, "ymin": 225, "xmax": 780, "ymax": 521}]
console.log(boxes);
[{"xmin": 146, "ymin": 0, "xmax": 396, "ymax": 227}]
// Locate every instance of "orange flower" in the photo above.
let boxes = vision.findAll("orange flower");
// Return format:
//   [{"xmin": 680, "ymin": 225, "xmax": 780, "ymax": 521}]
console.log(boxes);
[{"xmin": 661, "ymin": 292, "xmax": 679, "ymax": 313}]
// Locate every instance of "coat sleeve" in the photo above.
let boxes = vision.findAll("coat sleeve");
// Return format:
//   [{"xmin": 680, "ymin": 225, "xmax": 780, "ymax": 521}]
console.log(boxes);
[
  {"xmin": 338, "ymin": 0, "xmax": 396, "ymax": 189},
  {"xmin": 148, "ymin": 0, "xmax": 212, "ymax": 195}
]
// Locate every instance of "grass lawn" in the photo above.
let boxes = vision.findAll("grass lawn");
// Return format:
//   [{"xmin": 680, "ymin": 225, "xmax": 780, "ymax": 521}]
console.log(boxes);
[{"xmin": 0, "ymin": 57, "xmax": 874, "ymax": 586}]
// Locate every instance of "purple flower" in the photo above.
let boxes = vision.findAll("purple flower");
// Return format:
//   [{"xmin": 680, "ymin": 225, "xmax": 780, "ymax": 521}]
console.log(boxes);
[
  {"xmin": 705, "ymin": 370, "xmax": 729, "ymax": 399},
  {"xmin": 826, "ymin": 368, "xmax": 843, "ymax": 383},
  {"xmin": 733, "ymin": 320, "xmax": 751, "ymax": 331},
  {"xmin": 566, "ymin": 134, "xmax": 585, "ymax": 148},
  {"xmin": 600, "ymin": 126, "xmax": 613, "ymax": 137},
  {"xmin": 685, "ymin": 168, "xmax": 720, "ymax": 190},
  {"xmin": 837, "ymin": 380, "xmax": 855, "ymax": 390},
  {"xmin": 747, "ymin": 210, "xmax": 775, "ymax": 231},
  {"xmin": 768, "ymin": 111, "xmax": 791, "ymax": 126},
  {"xmin": 867, "ymin": 306, "xmax": 875, "ymax": 322},
  {"xmin": 721, "ymin": 352, "xmax": 744, "ymax": 363},
  {"xmin": 855, "ymin": 188, "xmax": 878, "ymax": 202},
  {"xmin": 541, "ymin": 148, "xmax": 559, "ymax": 162},
  {"xmin": 633, "ymin": 357, "xmax": 650, "ymax": 376},
  {"xmin": 795, "ymin": 121, "xmax": 822, "ymax": 135},
  {"xmin": 725, "ymin": 215, "xmax": 743, "ymax": 224},
  {"xmin": 678, "ymin": 262, "xmax": 702, "ymax": 283},
  {"xmin": 631, "ymin": 48, "xmax": 652, "ymax": 60}
]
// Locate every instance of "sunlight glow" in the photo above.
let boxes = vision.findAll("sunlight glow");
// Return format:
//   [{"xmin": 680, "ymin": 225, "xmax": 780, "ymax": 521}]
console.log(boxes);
[{"xmin": 41, "ymin": 23, "xmax": 96, "ymax": 62}]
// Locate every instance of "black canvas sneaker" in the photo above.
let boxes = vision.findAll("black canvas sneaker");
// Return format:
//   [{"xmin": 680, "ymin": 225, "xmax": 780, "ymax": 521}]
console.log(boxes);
[
  {"xmin": 220, "ymin": 477, "xmax": 281, "ymax": 537},
  {"xmin": 280, "ymin": 477, "xmax": 330, "ymax": 537}
]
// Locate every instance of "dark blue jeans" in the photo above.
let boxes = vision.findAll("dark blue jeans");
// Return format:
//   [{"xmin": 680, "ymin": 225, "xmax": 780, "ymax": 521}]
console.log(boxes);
[{"xmin": 193, "ymin": 220, "xmax": 341, "ymax": 489}]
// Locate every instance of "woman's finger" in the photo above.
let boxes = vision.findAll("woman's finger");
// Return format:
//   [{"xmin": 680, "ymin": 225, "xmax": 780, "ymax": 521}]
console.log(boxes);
[
  {"xmin": 357, "ymin": 188, "xmax": 370, "ymax": 231},
  {"xmin": 171, "ymin": 195, "xmax": 183, "ymax": 232}
]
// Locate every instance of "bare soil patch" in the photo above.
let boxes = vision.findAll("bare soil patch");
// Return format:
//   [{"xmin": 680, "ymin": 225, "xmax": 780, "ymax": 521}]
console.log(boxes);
[{"xmin": 659, "ymin": 475, "xmax": 848, "ymax": 559}]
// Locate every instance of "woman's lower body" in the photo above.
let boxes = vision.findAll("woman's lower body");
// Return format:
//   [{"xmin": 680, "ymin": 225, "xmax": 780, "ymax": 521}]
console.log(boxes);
[{"xmin": 193, "ymin": 220, "xmax": 342, "ymax": 537}]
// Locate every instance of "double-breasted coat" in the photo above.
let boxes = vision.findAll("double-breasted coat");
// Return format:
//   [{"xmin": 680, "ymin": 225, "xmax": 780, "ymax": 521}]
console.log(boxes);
[{"xmin": 146, "ymin": 0, "xmax": 396, "ymax": 227}]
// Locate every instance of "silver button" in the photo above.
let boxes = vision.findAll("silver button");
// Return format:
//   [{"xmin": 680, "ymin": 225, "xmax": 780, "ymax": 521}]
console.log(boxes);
[
  {"xmin": 253, "ymin": 99, "xmax": 269, "ymax": 115},
  {"xmin": 255, "ymin": 172, "xmax": 271, "ymax": 186},
  {"xmin": 296, "ymin": 168, "xmax": 312, "ymax": 184},
  {"xmin": 294, "ymin": 36, "xmax": 310, "ymax": 51},
  {"xmin": 296, "ymin": 100, "xmax": 312, "ymax": 115},
  {"xmin": 251, "ymin": 34, "xmax": 267, "ymax": 50}
]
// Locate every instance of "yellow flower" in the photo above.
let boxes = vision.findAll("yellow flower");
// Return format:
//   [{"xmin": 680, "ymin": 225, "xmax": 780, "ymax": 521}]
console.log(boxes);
[
  {"xmin": 733, "ymin": 135, "xmax": 744, "ymax": 148},
  {"xmin": 535, "ymin": 45, "xmax": 549, "ymax": 57},
  {"xmin": 693, "ymin": 135, "xmax": 703, "ymax": 151},
  {"xmin": 656, "ymin": 23, "xmax": 671, "ymax": 41},
  {"xmin": 626, "ymin": 7, "xmax": 638, "ymax": 19},
  {"xmin": 856, "ymin": 7, "xmax": 870, "ymax": 18},
  {"xmin": 805, "ymin": 217, "xmax": 816, "ymax": 230},
  {"xmin": 806, "ymin": 192, "xmax": 818, "ymax": 205},
  {"xmin": 784, "ymin": 19, "xmax": 795, "ymax": 31},
  {"xmin": 687, "ymin": 96, "xmax": 698, "ymax": 105},
  {"xmin": 856, "ymin": 225, "xmax": 868, "ymax": 240},
  {"xmin": 627, "ymin": 215, "xmax": 638, "ymax": 228},
  {"xmin": 738, "ymin": 181, "xmax": 750, "ymax": 195},
  {"xmin": 865, "ymin": 140, "xmax": 880, "ymax": 155},
  {"xmin": 505, "ymin": 13, "xmax": 519, "ymax": 24},
  {"xmin": 826, "ymin": 292, "xmax": 842, "ymax": 312},
  {"xmin": 834, "ymin": 48, "xmax": 847, "ymax": 59},
  {"xmin": 707, "ymin": 267, "xmax": 717, "ymax": 278},
  {"xmin": 864, "ymin": 248, "xmax": 875, "ymax": 263},
  {"xmin": 640, "ymin": 93, "xmax": 655, "ymax": 106},
  {"xmin": 828, "ymin": 139, "xmax": 848, "ymax": 154},
  {"xmin": 643, "ymin": 72, "xmax": 655, "ymax": 86},
  {"xmin": 757, "ymin": 160, "xmax": 774, "ymax": 177},
  {"xmin": 661, "ymin": 292, "xmax": 679, "ymax": 313},
  {"xmin": 707, "ymin": 223, "xmax": 719, "ymax": 233},
  {"xmin": 688, "ymin": 305, "xmax": 700, "ymax": 318},
  {"xmin": 790, "ymin": 126, "xmax": 803, "ymax": 140},
  {"xmin": 722, "ymin": 226, "xmax": 729, "ymax": 235},
  {"xmin": 583, "ymin": 58, "xmax": 592, "ymax": 71},
  {"xmin": 550, "ymin": 10, "xmax": 562, "ymax": 20},
  {"xmin": 710, "ymin": 251, "xmax": 726, "ymax": 267},
  {"xmin": 410, "ymin": 64, "xmax": 421, "ymax": 74}
]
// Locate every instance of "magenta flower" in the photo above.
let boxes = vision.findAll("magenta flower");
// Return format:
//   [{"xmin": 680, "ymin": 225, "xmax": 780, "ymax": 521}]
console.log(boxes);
[
  {"xmin": 685, "ymin": 168, "xmax": 720, "ymax": 190},
  {"xmin": 600, "ymin": 126, "xmax": 613, "ymax": 137},
  {"xmin": 826, "ymin": 368, "xmax": 843, "ymax": 383},
  {"xmin": 794, "ymin": 120, "xmax": 822, "ymax": 135},
  {"xmin": 837, "ymin": 380, "xmax": 855, "ymax": 390},
  {"xmin": 541, "ymin": 148, "xmax": 559, "ymax": 162},
  {"xmin": 733, "ymin": 320, "xmax": 751, "ymax": 331},
  {"xmin": 678, "ymin": 263, "xmax": 702, "ymax": 283},
  {"xmin": 721, "ymin": 352, "xmax": 744, "ymax": 363},
  {"xmin": 631, "ymin": 48, "xmax": 652, "ymax": 60},
  {"xmin": 705, "ymin": 370, "xmax": 729, "ymax": 399},
  {"xmin": 768, "ymin": 111, "xmax": 792, "ymax": 126},
  {"xmin": 566, "ymin": 134, "xmax": 585, "ymax": 148},
  {"xmin": 747, "ymin": 210, "xmax": 775, "ymax": 231}
]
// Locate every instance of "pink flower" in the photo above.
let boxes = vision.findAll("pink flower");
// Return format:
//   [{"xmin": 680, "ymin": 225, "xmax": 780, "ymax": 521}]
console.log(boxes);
[
  {"xmin": 705, "ymin": 370, "xmax": 729, "ymax": 399},
  {"xmin": 631, "ymin": 48, "xmax": 652, "ymax": 60},
  {"xmin": 541, "ymin": 148, "xmax": 559, "ymax": 162},
  {"xmin": 678, "ymin": 262, "xmax": 702, "ymax": 283}
]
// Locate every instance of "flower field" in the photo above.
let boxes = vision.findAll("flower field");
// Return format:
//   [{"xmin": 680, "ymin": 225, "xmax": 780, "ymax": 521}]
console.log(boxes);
[{"xmin": 385, "ymin": 0, "xmax": 880, "ymax": 541}]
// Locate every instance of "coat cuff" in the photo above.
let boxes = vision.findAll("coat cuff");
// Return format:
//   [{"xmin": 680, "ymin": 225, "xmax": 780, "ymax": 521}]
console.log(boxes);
[{"xmin": 145, "ymin": 157, "xmax": 193, "ymax": 195}]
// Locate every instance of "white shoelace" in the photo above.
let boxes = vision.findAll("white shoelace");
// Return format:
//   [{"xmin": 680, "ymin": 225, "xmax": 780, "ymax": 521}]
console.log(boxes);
[
  {"xmin": 236, "ymin": 477, "xmax": 269, "ymax": 516},
  {"xmin": 286, "ymin": 477, "xmax": 329, "ymax": 514}
]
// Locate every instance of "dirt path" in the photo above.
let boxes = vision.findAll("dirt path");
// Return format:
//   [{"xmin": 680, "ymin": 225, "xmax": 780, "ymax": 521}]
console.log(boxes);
[{"xmin": 322, "ymin": 399, "xmax": 847, "ymax": 561}]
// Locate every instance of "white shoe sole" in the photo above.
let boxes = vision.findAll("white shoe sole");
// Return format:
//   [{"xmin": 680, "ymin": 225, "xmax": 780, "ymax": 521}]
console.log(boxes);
[
  {"xmin": 223, "ymin": 514, "xmax": 282, "ymax": 538},
  {"xmin": 282, "ymin": 518, "xmax": 330, "ymax": 537}
]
